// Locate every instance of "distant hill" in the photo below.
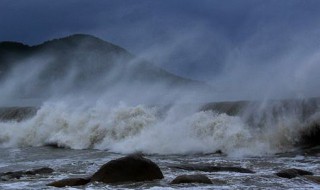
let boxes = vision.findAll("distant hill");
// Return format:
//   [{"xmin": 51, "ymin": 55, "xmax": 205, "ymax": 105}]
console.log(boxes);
[{"xmin": 0, "ymin": 34, "xmax": 209, "ymax": 100}]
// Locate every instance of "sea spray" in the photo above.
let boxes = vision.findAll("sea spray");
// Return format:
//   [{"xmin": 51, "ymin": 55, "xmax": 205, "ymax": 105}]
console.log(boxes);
[
  {"xmin": 108, "ymin": 109, "xmax": 261, "ymax": 156},
  {"xmin": 1, "ymin": 99, "xmax": 314, "ymax": 156},
  {"xmin": 0, "ymin": 102, "xmax": 157, "ymax": 149}
]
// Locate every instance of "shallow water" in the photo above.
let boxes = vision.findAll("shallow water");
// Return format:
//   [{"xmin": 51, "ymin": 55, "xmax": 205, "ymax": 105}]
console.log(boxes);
[{"xmin": 0, "ymin": 147, "xmax": 319, "ymax": 189}]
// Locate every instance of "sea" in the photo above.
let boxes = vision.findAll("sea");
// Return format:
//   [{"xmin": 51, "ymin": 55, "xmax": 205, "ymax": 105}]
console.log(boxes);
[{"xmin": 0, "ymin": 99, "xmax": 319, "ymax": 189}]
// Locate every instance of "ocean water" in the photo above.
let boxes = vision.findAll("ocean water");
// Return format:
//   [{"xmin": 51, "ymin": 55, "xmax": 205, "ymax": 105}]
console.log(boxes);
[
  {"xmin": 0, "ymin": 101, "xmax": 319, "ymax": 189},
  {"xmin": 0, "ymin": 147, "xmax": 319, "ymax": 189}
]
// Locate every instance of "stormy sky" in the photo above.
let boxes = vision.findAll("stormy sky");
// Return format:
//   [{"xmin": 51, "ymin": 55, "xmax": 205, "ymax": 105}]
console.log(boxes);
[{"xmin": 1, "ymin": 0, "xmax": 320, "ymax": 99}]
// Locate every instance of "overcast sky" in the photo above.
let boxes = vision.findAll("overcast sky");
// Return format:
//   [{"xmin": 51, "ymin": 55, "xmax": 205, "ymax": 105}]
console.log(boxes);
[{"xmin": 1, "ymin": 0, "xmax": 320, "ymax": 99}]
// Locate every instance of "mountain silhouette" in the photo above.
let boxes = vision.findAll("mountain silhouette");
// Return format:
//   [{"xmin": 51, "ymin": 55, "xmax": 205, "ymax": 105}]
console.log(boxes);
[{"xmin": 0, "ymin": 34, "xmax": 209, "ymax": 100}]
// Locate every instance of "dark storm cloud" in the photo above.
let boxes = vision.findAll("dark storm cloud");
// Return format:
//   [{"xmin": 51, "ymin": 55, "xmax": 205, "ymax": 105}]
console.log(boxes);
[
  {"xmin": 1, "ymin": 0, "xmax": 319, "ymax": 48},
  {"xmin": 0, "ymin": 0, "xmax": 111, "ymax": 43},
  {"xmin": 1, "ymin": 0, "xmax": 320, "ymax": 99}
]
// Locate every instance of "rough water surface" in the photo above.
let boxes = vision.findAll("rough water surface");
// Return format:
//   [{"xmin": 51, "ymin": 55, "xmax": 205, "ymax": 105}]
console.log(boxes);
[{"xmin": 0, "ymin": 147, "xmax": 320, "ymax": 189}]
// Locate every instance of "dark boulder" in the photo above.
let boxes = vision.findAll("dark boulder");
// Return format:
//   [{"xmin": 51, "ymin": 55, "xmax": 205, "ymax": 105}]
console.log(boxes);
[
  {"xmin": 276, "ymin": 168, "xmax": 313, "ymax": 179},
  {"xmin": 47, "ymin": 177, "xmax": 90, "ymax": 188},
  {"xmin": 91, "ymin": 154, "xmax": 164, "ymax": 184},
  {"xmin": 171, "ymin": 174, "xmax": 212, "ymax": 184},
  {"xmin": 169, "ymin": 164, "xmax": 254, "ymax": 173}
]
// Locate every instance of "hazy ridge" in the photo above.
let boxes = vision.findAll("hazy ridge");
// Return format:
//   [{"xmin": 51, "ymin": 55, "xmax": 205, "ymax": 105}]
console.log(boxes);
[{"xmin": 0, "ymin": 34, "xmax": 209, "ymax": 103}]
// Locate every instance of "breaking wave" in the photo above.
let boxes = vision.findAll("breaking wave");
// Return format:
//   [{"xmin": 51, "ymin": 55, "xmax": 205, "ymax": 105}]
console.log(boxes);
[{"xmin": 1, "ymin": 99, "xmax": 318, "ymax": 157}]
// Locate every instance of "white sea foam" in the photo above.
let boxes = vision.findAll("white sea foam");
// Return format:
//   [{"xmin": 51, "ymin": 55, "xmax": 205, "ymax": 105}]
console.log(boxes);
[{"xmin": 0, "ymin": 99, "xmax": 309, "ymax": 156}]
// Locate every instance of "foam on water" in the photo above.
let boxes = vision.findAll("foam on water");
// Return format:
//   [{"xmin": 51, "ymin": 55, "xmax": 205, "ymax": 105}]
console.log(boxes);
[
  {"xmin": 0, "ymin": 100, "xmax": 310, "ymax": 156},
  {"xmin": 0, "ymin": 146, "xmax": 319, "ymax": 190}
]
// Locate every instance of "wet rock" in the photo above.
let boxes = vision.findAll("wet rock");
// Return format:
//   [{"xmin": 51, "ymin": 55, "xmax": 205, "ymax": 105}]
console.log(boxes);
[
  {"xmin": 0, "ymin": 171, "xmax": 23, "ymax": 180},
  {"xmin": 171, "ymin": 174, "xmax": 212, "ymax": 184},
  {"xmin": 0, "ymin": 167, "xmax": 54, "ymax": 181},
  {"xmin": 25, "ymin": 167, "xmax": 54, "ymax": 175},
  {"xmin": 169, "ymin": 164, "xmax": 254, "ymax": 173},
  {"xmin": 299, "ymin": 121, "xmax": 320, "ymax": 148},
  {"xmin": 91, "ymin": 153, "xmax": 164, "ymax": 184},
  {"xmin": 44, "ymin": 142, "xmax": 70, "ymax": 149},
  {"xmin": 276, "ymin": 168, "xmax": 313, "ymax": 179},
  {"xmin": 47, "ymin": 177, "xmax": 90, "ymax": 188},
  {"xmin": 302, "ymin": 146, "xmax": 320, "ymax": 156},
  {"xmin": 304, "ymin": 175, "xmax": 320, "ymax": 184}
]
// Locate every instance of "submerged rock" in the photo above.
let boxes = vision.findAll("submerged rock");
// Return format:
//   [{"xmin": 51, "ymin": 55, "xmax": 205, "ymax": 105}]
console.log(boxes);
[
  {"xmin": 171, "ymin": 174, "xmax": 212, "ymax": 184},
  {"xmin": 47, "ymin": 177, "xmax": 90, "ymax": 188},
  {"xmin": 276, "ymin": 168, "xmax": 313, "ymax": 179},
  {"xmin": 0, "ymin": 167, "xmax": 54, "ymax": 181},
  {"xmin": 91, "ymin": 154, "xmax": 164, "ymax": 183},
  {"xmin": 25, "ymin": 167, "xmax": 54, "ymax": 175},
  {"xmin": 169, "ymin": 164, "xmax": 254, "ymax": 173},
  {"xmin": 0, "ymin": 171, "xmax": 24, "ymax": 181}
]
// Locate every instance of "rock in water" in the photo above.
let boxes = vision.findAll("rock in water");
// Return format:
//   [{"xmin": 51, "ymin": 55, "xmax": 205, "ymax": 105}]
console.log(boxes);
[
  {"xmin": 171, "ymin": 174, "xmax": 212, "ymax": 184},
  {"xmin": 276, "ymin": 168, "xmax": 313, "ymax": 179},
  {"xmin": 0, "ymin": 171, "xmax": 24, "ymax": 180},
  {"xmin": 91, "ymin": 154, "xmax": 164, "ymax": 183},
  {"xmin": 169, "ymin": 164, "xmax": 255, "ymax": 173},
  {"xmin": 0, "ymin": 167, "xmax": 54, "ymax": 181},
  {"xmin": 25, "ymin": 167, "xmax": 54, "ymax": 175},
  {"xmin": 304, "ymin": 175, "xmax": 320, "ymax": 184},
  {"xmin": 47, "ymin": 178, "xmax": 90, "ymax": 187}
]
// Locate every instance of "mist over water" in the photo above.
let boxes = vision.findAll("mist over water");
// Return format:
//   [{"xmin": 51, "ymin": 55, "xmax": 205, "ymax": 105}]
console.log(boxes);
[{"xmin": 0, "ymin": 33, "xmax": 319, "ymax": 157}]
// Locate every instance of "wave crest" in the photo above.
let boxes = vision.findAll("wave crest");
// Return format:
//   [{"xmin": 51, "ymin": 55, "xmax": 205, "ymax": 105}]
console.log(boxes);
[{"xmin": 0, "ymin": 101, "xmax": 318, "ymax": 156}]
